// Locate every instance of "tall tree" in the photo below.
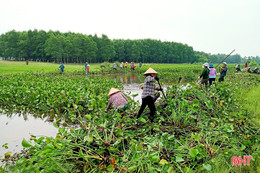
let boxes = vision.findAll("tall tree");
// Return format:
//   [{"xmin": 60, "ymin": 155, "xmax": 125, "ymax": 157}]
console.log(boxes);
[
  {"xmin": 4, "ymin": 30, "xmax": 20, "ymax": 59},
  {"xmin": 17, "ymin": 31, "xmax": 28, "ymax": 60},
  {"xmin": 113, "ymin": 39, "xmax": 125, "ymax": 62},
  {"xmin": 44, "ymin": 34, "xmax": 63, "ymax": 62},
  {"xmin": 95, "ymin": 34, "xmax": 115, "ymax": 62}
]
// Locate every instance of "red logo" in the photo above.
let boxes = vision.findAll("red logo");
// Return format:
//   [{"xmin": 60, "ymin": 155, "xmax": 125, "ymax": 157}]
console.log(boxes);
[{"xmin": 232, "ymin": 156, "xmax": 252, "ymax": 166}]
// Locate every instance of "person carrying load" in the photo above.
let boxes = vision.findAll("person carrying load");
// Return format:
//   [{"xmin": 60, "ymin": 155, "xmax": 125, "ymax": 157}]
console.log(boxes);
[
  {"xmin": 106, "ymin": 88, "xmax": 128, "ymax": 114},
  {"xmin": 136, "ymin": 68, "xmax": 162, "ymax": 123}
]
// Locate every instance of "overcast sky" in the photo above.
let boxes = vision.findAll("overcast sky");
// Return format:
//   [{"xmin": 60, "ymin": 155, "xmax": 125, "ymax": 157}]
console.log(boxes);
[{"xmin": 1, "ymin": 0, "xmax": 260, "ymax": 57}]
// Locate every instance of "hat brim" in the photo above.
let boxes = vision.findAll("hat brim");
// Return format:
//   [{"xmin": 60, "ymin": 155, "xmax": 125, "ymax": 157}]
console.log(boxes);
[
  {"xmin": 144, "ymin": 68, "xmax": 158, "ymax": 75},
  {"xmin": 108, "ymin": 88, "xmax": 121, "ymax": 96}
]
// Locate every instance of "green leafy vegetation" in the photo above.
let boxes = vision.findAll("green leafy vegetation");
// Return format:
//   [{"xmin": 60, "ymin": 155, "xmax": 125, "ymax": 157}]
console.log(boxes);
[
  {"xmin": 0, "ymin": 72, "xmax": 120, "ymax": 123},
  {"xmin": 0, "ymin": 63, "xmax": 259, "ymax": 172}
]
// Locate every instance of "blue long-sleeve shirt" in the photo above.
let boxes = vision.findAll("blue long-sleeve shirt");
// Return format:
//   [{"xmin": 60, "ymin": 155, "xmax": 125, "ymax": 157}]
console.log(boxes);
[{"xmin": 220, "ymin": 67, "xmax": 228, "ymax": 77}]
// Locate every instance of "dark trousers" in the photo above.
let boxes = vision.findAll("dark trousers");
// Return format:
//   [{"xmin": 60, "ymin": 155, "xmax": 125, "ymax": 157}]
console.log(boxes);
[
  {"xmin": 209, "ymin": 78, "xmax": 215, "ymax": 86},
  {"xmin": 219, "ymin": 76, "xmax": 225, "ymax": 82},
  {"xmin": 137, "ymin": 96, "xmax": 156, "ymax": 122},
  {"xmin": 201, "ymin": 79, "xmax": 208, "ymax": 88}
]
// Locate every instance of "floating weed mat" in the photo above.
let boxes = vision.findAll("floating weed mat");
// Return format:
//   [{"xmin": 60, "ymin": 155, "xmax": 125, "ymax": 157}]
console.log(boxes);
[
  {"xmin": 0, "ymin": 72, "xmax": 122, "ymax": 124},
  {"xmin": 1, "ymin": 72, "xmax": 259, "ymax": 173}
]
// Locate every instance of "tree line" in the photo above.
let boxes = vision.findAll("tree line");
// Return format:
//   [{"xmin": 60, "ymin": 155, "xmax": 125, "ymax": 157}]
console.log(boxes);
[
  {"xmin": 195, "ymin": 51, "xmax": 243, "ymax": 64},
  {"xmin": 0, "ymin": 29, "xmax": 256, "ymax": 64}
]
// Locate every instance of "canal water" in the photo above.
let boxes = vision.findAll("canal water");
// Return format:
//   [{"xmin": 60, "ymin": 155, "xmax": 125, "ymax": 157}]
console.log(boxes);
[
  {"xmin": 0, "ymin": 112, "xmax": 57, "ymax": 159},
  {"xmin": 0, "ymin": 74, "xmax": 170, "ymax": 159},
  {"xmin": 95, "ymin": 73, "xmax": 169, "ymax": 103}
]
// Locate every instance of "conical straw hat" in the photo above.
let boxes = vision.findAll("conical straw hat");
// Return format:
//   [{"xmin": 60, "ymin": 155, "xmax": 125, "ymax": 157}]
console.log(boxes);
[
  {"xmin": 144, "ymin": 68, "xmax": 158, "ymax": 75},
  {"xmin": 108, "ymin": 88, "xmax": 120, "ymax": 97}
]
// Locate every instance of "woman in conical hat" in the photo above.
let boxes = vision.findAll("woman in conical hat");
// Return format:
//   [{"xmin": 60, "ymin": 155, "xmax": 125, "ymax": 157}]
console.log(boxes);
[
  {"xmin": 106, "ymin": 88, "xmax": 128, "ymax": 113},
  {"xmin": 137, "ymin": 68, "xmax": 161, "ymax": 122},
  {"xmin": 144, "ymin": 68, "xmax": 158, "ymax": 75},
  {"xmin": 107, "ymin": 88, "xmax": 120, "ymax": 97}
]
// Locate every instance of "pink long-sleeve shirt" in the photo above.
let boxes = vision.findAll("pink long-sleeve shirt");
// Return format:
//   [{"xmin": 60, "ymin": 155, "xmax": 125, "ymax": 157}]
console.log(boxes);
[
  {"xmin": 209, "ymin": 68, "xmax": 217, "ymax": 78},
  {"xmin": 106, "ymin": 92, "xmax": 128, "ymax": 110}
]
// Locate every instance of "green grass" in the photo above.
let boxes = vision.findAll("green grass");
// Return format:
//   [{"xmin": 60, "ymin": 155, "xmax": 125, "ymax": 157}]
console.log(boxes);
[
  {"xmin": 0, "ymin": 60, "xmax": 232, "ymax": 74},
  {"xmin": 0, "ymin": 60, "xmax": 101, "ymax": 74},
  {"xmin": 243, "ymin": 85, "xmax": 260, "ymax": 125}
]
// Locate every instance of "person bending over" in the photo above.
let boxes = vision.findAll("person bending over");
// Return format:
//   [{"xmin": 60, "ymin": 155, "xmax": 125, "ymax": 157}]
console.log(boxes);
[{"xmin": 106, "ymin": 88, "xmax": 128, "ymax": 114}]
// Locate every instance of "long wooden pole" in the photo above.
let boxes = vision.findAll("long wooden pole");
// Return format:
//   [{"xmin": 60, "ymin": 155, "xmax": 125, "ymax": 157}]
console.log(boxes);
[
  {"xmin": 156, "ymin": 78, "xmax": 167, "ymax": 99},
  {"xmin": 215, "ymin": 49, "xmax": 236, "ymax": 68}
]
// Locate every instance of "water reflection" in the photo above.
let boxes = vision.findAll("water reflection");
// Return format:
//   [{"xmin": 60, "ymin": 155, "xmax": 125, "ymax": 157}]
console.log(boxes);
[
  {"xmin": 0, "ymin": 112, "xmax": 58, "ymax": 159},
  {"xmin": 92, "ymin": 73, "xmax": 145, "ymax": 84},
  {"xmin": 95, "ymin": 74, "xmax": 170, "ymax": 102},
  {"xmin": 3, "ymin": 111, "xmax": 81, "ymax": 128},
  {"xmin": 123, "ymin": 83, "xmax": 143, "ymax": 103}
]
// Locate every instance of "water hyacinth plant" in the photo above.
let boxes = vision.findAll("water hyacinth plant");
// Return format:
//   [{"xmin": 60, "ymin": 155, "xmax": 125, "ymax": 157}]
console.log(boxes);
[{"xmin": 0, "ymin": 66, "xmax": 259, "ymax": 172}]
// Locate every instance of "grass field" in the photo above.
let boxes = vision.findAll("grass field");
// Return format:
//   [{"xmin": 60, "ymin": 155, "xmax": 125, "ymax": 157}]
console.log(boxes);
[
  {"xmin": 0, "ymin": 60, "xmax": 206, "ymax": 74},
  {"xmin": 243, "ymin": 85, "xmax": 260, "ymax": 125},
  {"xmin": 0, "ymin": 60, "xmax": 101, "ymax": 74}
]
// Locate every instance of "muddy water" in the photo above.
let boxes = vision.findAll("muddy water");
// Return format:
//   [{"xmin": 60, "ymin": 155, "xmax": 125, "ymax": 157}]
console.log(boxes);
[
  {"xmin": 0, "ymin": 73, "xmax": 170, "ymax": 159},
  {"xmin": 121, "ymin": 74, "xmax": 169, "ymax": 102},
  {"xmin": 96, "ymin": 73, "xmax": 169, "ymax": 102},
  {"xmin": 92, "ymin": 73, "xmax": 145, "ymax": 84},
  {"xmin": 0, "ymin": 113, "xmax": 58, "ymax": 158},
  {"xmin": 123, "ymin": 83, "xmax": 169, "ymax": 103}
]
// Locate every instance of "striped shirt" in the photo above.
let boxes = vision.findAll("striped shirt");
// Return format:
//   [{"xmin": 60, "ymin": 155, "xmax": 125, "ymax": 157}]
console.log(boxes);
[
  {"xmin": 142, "ymin": 76, "xmax": 156, "ymax": 99},
  {"xmin": 107, "ymin": 92, "xmax": 128, "ymax": 110}
]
